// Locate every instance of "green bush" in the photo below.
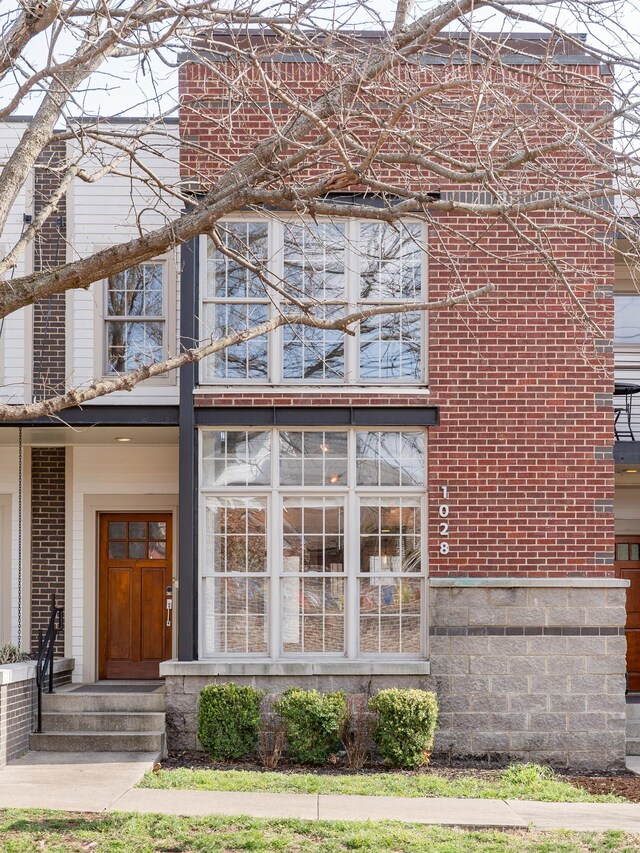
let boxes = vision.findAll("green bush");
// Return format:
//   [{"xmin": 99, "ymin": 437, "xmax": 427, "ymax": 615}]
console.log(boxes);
[
  {"xmin": 275, "ymin": 688, "xmax": 347, "ymax": 764},
  {"xmin": 197, "ymin": 682, "xmax": 263, "ymax": 761},
  {"xmin": 0, "ymin": 644, "xmax": 30, "ymax": 664},
  {"xmin": 370, "ymin": 688, "xmax": 438, "ymax": 769}
]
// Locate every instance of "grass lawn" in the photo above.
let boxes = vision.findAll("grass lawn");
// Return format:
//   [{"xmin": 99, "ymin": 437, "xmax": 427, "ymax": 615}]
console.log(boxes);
[
  {"xmin": 138, "ymin": 763, "xmax": 625, "ymax": 803},
  {"xmin": 0, "ymin": 810, "xmax": 638, "ymax": 853}
]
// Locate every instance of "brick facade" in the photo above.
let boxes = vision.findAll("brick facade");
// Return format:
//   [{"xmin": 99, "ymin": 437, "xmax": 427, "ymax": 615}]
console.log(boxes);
[
  {"xmin": 30, "ymin": 448, "xmax": 66, "ymax": 655},
  {"xmin": 32, "ymin": 138, "xmax": 67, "ymax": 401}
]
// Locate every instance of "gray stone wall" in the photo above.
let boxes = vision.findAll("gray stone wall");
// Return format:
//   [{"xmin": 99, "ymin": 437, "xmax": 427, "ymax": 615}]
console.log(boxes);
[{"xmin": 164, "ymin": 580, "xmax": 627, "ymax": 771}]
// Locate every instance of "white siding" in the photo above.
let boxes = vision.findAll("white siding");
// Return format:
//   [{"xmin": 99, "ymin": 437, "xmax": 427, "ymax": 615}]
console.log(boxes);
[
  {"xmin": 0, "ymin": 446, "xmax": 22, "ymax": 646},
  {"xmin": 70, "ymin": 443, "xmax": 178, "ymax": 680},
  {"xmin": 0, "ymin": 122, "xmax": 31, "ymax": 404},
  {"xmin": 67, "ymin": 124, "xmax": 181, "ymax": 405}
]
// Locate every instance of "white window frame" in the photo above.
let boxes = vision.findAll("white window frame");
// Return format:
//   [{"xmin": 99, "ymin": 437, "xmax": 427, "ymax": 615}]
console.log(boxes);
[
  {"xmin": 198, "ymin": 215, "xmax": 428, "ymax": 387},
  {"xmin": 198, "ymin": 427, "xmax": 428, "ymax": 661},
  {"xmin": 96, "ymin": 253, "xmax": 177, "ymax": 385}
]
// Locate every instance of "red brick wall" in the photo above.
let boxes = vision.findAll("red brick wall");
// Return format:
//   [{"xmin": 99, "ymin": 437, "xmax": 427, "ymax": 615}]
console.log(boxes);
[
  {"xmin": 32, "ymin": 139, "xmax": 67, "ymax": 401},
  {"xmin": 30, "ymin": 448, "xmax": 66, "ymax": 654},
  {"xmin": 180, "ymin": 48, "xmax": 615, "ymax": 579}
]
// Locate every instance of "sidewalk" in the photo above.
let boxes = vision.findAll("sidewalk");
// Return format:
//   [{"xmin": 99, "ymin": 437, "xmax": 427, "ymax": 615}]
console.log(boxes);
[{"xmin": 1, "ymin": 751, "xmax": 640, "ymax": 833}]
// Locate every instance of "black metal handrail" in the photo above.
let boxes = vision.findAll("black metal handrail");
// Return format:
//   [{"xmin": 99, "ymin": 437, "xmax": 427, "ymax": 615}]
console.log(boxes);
[{"xmin": 35, "ymin": 593, "xmax": 64, "ymax": 733}]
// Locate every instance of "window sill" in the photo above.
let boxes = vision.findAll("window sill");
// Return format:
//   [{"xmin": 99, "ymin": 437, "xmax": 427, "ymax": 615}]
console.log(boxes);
[{"xmin": 160, "ymin": 659, "xmax": 431, "ymax": 677}]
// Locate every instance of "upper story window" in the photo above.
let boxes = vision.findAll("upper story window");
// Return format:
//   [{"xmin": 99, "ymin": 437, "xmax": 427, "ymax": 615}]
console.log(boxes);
[
  {"xmin": 200, "ymin": 218, "xmax": 426, "ymax": 385},
  {"xmin": 615, "ymin": 295, "xmax": 640, "ymax": 348},
  {"xmin": 105, "ymin": 263, "xmax": 165, "ymax": 374}
]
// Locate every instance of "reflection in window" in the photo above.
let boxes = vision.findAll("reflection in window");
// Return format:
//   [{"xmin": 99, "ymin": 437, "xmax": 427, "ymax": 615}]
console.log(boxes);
[
  {"xmin": 200, "ymin": 428, "xmax": 427, "ymax": 659},
  {"xmin": 106, "ymin": 264, "xmax": 164, "ymax": 373}
]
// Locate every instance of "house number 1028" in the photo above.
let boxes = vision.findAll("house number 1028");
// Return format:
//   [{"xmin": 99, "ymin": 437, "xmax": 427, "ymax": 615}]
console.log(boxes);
[{"xmin": 438, "ymin": 485, "xmax": 450, "ymax": 555}]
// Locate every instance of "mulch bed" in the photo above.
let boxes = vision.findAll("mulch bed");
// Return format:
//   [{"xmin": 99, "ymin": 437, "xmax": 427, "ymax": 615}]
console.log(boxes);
[{"xmin": 159, "ymin": 751, "xmax": 640, "ymax": 800}]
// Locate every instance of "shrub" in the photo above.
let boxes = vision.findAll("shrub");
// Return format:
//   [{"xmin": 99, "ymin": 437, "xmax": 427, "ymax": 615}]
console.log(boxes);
[
  {"xmin": 197, "ymin": 682, "xmax": 263, "ymax": 761},
  {"xmin": 370, "ymin": 688, "xmax": 438, "ymax": 769},
  {"xmin": 0, "ymin": 644, "xmax": 30, "ymax": 664},
  {"xmin": 275, "ymin": 688, "xmax": 347, "ymax": 764}
]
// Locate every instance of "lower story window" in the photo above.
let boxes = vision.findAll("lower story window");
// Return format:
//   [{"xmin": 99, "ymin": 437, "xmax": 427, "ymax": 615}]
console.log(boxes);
[{"xmin": 200, "ymin": 428, "xmax": 427, "ymax": 659}]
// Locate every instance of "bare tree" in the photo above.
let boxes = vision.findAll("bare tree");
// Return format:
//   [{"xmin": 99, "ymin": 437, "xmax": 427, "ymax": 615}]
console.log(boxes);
[{"xmin": 0, "ymin": 0, "xmax": 638, "ymax": 419}]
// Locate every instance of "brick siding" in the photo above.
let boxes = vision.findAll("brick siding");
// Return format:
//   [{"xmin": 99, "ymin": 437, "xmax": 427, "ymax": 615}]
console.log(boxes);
[
  {"xmin": 32, "ymin": 138, "xmax": 67, "ymax": 401},
  {"xmin": 0, "ymin": 680, "xmax": 33, "ymax": 765},
  {"xmin": 180, "ymin": 51, "xmax": 615, "ymax": 579},
  {"xmin": 30, "ymin": 448, "xmax": 66, "ymax": 655}
]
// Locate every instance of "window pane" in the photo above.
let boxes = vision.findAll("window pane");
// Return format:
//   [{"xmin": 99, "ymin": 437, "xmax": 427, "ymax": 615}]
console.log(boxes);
[
  {"xmin": 202, "ymin": 431, "xmax": 271, "ymax": 487},
  {"xmin": 107, "ymin": 264, "xmax": 163, "ymax": 318},
  {"xmin": 148, "ymin": 541, "xmax": 166, "ymax": 559},
  {"xmin": 617, "ymin": 543, "xmax": 630, "ymax": 560},
  {"xmin": 106, "ymin": 320, "xmax": 164, "ymax": 373},
  {"xmin": 204, "ymin": 497, "xmax": 268, "ymax": 574},
  {"xmin": 108, "ymin": 522, "xmax": 126, "ymax": 540},
  {"xmin": 280, "ymin": 431, "xmax": 348, "ymax": 486},
  {"xmin": 615, "ymin": 296, "xmax": 640, "ymax": 344},
  {"xmin": 207, "ymin": 222, "xmax": 269, "ymax": 298},
  {"xmin": 282, "ymin": 577, "xmax": 345, "ymax": 653},
  {"xmin": 360, "ymin": 499, "xmax": 422, "ymax": 574},
  {"xmin": 202, "ymin": 576, "xmax": 268, "ymax": 655},
  {"xmin": 108, "ymin": 541, "xmax": 126, "ymax": 559},
  {"xmin": 359, "ymin": 577, "xmax": 421, "ymax": 654},
  {"xmin": 202, "ymin": 302, "xmax": 268, "ymax": 380},
  {"xmin": 356, "ymin": 431, "xmax": 425, "ymax": 486},
  {"xmin": 128, "ymin": 541, "xmax": 146, "ymax": 559},
  {"xmin": 129, "ymin": 522, "xmax": 147, "ymax": 539},
  {"xmin": 282, "ymin": 305, "xmax": 345, "ymax": 381},
  {"xmin": 359, "ymin": 312, "xmax": 421, "ymax": 381},
  {"xmin": 149, "ymin": 522, "xmax": 166, "ymax": 540},
  {"xmin": 282, "ymin": 497, "xmax": 345, "ymax": 573},
  {"xmin": 360, "ymin": 223, "xmax": 422, "ymax": 301},
  {"xmin": 283, "ymin": 221, "xmax": 345, "ymax": 301}
]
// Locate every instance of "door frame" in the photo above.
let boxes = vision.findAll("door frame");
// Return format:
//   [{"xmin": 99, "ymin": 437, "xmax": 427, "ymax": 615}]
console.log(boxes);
[
  {"xmin": 98, "ymin": 511, "xmax": 174, "ymax": 680},
  {"xmin": 615, "ymin": 534, "xmax": 639, "ymax": 691},
  {"xmin": 78, "ymin": 494, "xmax": 178, "ymax": 684}
]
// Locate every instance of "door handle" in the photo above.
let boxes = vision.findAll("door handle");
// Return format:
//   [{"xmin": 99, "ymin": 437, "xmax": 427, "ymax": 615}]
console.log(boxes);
[{"xmin": 166, "ymin": 597, "xmax": 173, "ymax": 627}]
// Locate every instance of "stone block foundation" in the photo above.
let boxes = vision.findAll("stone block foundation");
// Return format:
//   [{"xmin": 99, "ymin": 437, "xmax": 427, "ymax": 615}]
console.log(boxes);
[{"xmin": 162, "ymin": 578, "xmax": 628, "ymax": 771}]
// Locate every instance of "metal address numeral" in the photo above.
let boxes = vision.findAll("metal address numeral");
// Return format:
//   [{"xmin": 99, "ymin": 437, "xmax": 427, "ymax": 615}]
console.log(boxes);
[{"xmin": 438, "ymin": 485, "xmax": 450, "ymax": 556}]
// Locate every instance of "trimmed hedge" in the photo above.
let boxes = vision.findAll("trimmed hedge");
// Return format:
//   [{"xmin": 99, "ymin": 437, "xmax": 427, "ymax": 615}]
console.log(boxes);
[
  {"xmin": 275, "ymin": 688, "xmax": 347, "ymax": 765},
  {"xmin": 197, "ymin": 682, "xmax": 263, "ymax": 761},
  {"xmin": 370, "ymin": 688, "xmax": 438, "ymax": 769}
]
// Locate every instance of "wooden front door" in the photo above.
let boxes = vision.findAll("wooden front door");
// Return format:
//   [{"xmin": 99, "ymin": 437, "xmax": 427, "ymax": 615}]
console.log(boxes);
[
  {"xmin": 99, "ymin": 513, "xmax": 173, "ymax": 679},
  {"xmin": 615, "ymin": 535, "xmax": 638, "ymax": 691}
]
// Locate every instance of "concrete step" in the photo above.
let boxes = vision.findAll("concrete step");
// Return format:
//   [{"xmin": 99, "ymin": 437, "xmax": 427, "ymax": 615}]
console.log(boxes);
[
  {"xmin": 42, "ymin": 692, "xmax": 166, "ymax": 713},
  {"xmin": 40, "ymin": 711, "xmax": 166, "ymax": 733},
  {"xmin": 30, "ymin": 731, "xmax": 166, "ymax": 753}
]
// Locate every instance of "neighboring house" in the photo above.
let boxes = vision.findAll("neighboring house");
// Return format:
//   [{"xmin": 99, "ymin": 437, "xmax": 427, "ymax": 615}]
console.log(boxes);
[{"xmin": 0, "ymin": 33, "xmax": 635, "ymax": 771}]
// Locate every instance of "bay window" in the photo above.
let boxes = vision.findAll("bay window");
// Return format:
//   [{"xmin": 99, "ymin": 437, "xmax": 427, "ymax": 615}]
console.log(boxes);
[
  {"xmin": 200, "ymin": 218, "xmax": 426, "ymax": 384},
  {"xmin": 199, "ymin": 428, "xmax": 427, "ymax": 659}
]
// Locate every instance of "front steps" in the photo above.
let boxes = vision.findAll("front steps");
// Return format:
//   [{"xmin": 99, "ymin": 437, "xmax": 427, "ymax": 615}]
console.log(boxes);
[{"xmin": 30, "ymin": 682, "xmax": 167, "ymax": 756}]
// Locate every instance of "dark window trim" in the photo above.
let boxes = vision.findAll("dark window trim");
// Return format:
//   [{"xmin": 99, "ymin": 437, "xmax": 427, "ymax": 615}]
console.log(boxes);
[
  {"xmin": 194, "ymin": 406, "xmax": 439, "ymax": 427},
  {"xmin": 2, "ymin": 405, "xmax": 179, "ymax": 427}
]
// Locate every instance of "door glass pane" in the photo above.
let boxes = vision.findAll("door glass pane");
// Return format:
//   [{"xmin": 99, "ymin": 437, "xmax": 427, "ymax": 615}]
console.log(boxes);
[
  {"xmin": 129, "ymin": 522, "xmax": 147, "ymax": 540},
  {"xmin": 128, "ymin": 541, "xmax": 146, "ymax": 559},
  {"xmin": 108, "ymin": 541, "xmax": 126, "ymax": 559},
  {"xmin": 148, "ymin": 541, "xmax": 166, "ymax": 559},
  {"xmin": 632, "ymin": 544, "xmax": 640, "ymax": 561},
  {"xmin": 108, "ymin": 522, "xmax": 126, "ymax": 540},
  {"xmin": 617, "ymin": 543, "xmax": 630, "ymax": 560},
  {"xmin": 149, "ymin": 521, "xmax": 167, "ymax": 540}
]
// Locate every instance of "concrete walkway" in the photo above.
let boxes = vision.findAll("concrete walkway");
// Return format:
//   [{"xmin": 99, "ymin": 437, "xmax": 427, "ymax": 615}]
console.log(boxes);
[{"xmin": 2, "ymin": 751, "xmax": 640, "ymax": 832}]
